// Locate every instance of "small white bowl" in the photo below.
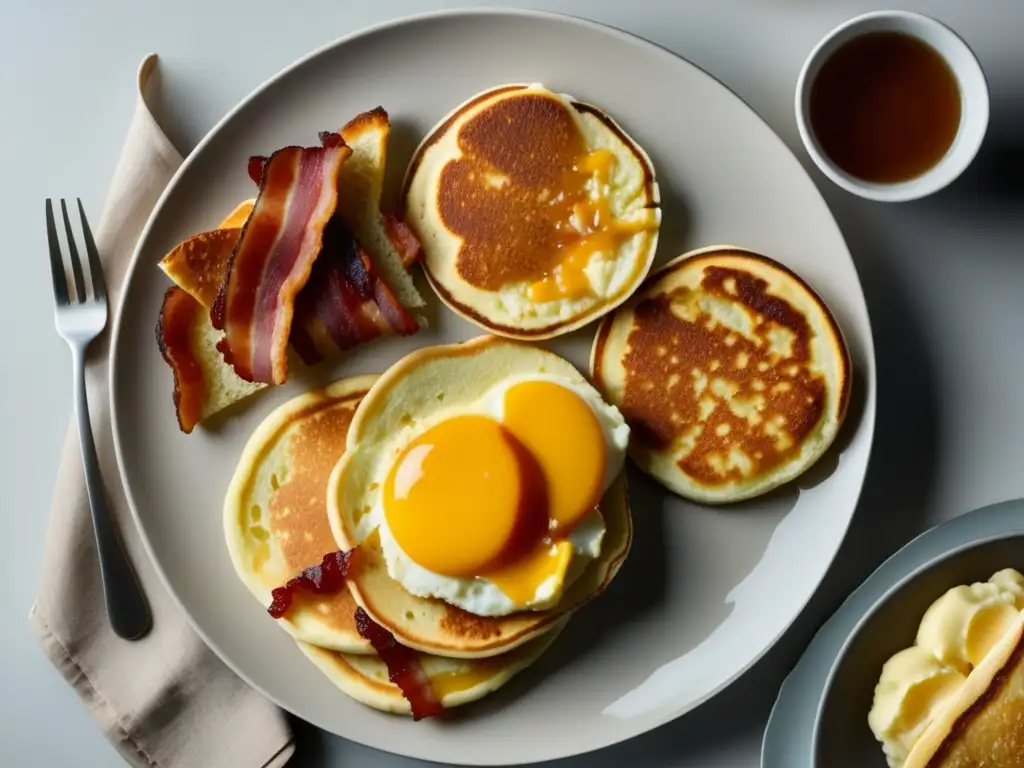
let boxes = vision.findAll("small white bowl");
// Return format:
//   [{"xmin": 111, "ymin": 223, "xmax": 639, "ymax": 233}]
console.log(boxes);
[{"xmin": 795, "ymin": 10, "xmax": 989, "ymax": 202}]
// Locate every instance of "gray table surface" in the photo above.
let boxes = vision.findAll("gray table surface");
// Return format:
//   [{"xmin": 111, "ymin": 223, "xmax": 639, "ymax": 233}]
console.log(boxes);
[{"xmin": 3, "ymin": 0, "xmax": 1022, "ymax": 766}]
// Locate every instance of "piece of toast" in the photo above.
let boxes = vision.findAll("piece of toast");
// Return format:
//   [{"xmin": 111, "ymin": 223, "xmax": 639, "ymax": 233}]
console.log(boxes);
[
  {"xmin": 156, "ymin": 110, "xmax": 424, "ymax": 433},
  {"xmin": 336, "ymin": 107, "xmax": 425, "ymax": 310},
  {"xmin": 156, "ymin": 286, "xmax": 264, "ymax": 433}
]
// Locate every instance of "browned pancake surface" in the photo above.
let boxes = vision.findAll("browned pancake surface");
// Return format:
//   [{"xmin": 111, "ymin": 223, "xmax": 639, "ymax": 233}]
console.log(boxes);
[
  {"xmin": 265, "ymin": 392, "xmax": 366, "ymax": 637},
  {"xmin": 613, "ymin": 265, "xmax": 828, "ymax": 487},
  {"xmin": 438, "ymin": 91, "xmax": 586, "ymax": 290}
]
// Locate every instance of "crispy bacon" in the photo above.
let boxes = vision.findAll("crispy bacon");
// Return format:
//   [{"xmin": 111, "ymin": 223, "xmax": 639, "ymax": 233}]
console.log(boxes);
[
  {"xmin": 267, "ymin": 548, "xmax": 361, "ymax": 619},
  {"xmin": 156, "ymin": 287, "xmax": 206, "ymax": 434},
  {"xmin": 212, "ymin": 134, "xmax": 351, "ymax": 384},
  {"xmin": 382, "ymin": 212, "xmax": 423, "ymax": 268},
  {"xmin": 291, "ymin": 216, "xmax": 420, "ymax": 365},
  {"xmin": 246, "ymin": 133, "xmax": 334, "ymax": 187},
  {"xmin": 247, "ymin": 156, "xmax": 266, "ymax": 186},
  {"xmin": 354, "ymin": 607, "xmax": 444, "ymax": 720}
]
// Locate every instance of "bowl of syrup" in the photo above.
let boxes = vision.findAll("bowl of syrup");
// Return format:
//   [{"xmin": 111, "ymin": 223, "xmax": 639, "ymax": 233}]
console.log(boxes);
[{"xmin": 796, "ymin": 10, "xmax": 988, "ymax": 202}]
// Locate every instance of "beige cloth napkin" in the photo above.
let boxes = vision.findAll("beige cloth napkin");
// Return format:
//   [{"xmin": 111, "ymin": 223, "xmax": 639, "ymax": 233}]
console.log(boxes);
[{"xmin": 29, "ymin": 54, "xmax": 295, "ymax": 768}]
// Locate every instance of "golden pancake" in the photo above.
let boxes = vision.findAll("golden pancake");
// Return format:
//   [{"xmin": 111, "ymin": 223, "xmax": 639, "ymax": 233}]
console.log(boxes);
[
  {"xmin": 296, "ymin": 617, "xmax": 566, "ymax": 716},
  {"xmin": 224, "ymin": 376, "xmax": 379, "ymax": 652},
  {"xmin": 327, "ymin": 336, "xmax": 633, "ymax": 658},
  {"xmin": 591, "ymin": 245, "xmax": 851, "ymax": 504},
  {"xmin": 402, "ymin": 83, "xmax": 660, "ymax": 339}
]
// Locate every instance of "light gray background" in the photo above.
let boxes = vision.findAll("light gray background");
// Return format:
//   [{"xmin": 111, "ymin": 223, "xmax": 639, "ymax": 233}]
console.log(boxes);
[{"xmin": 2, "ymin": 1, "xmax": 1021, "ymax": 766}]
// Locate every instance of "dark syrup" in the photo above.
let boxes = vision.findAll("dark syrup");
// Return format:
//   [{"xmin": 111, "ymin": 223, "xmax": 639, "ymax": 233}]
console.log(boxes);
[{"xmin": 809, "ymin": 31, "xmax": 962, "ymax": 183}]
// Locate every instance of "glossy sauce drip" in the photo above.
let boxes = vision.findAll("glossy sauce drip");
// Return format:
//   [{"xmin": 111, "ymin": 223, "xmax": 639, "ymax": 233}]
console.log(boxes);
[
  {"xmin": 485, "ymin": 540, "xmax": 573, "ymax": 605},
  {"xmin": 809, "ymin": 32, "xmax": 961, "ymax": 183},
  {"xmin": 528, "ymin": 148, "xmax": 652, "ymax": 302},
  {"xmin": 429, "ymin": 658, "xmax": 505, "ymax": 700}
]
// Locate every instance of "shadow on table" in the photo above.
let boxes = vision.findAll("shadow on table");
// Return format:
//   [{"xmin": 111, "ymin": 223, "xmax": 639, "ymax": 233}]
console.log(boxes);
[{"xmin": 914, "ymin": 92, "xmax": 1024, "ymax": 215}]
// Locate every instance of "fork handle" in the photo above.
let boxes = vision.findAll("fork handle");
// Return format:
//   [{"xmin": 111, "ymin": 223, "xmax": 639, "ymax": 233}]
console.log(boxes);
[{"xmin": 72, "ymin": 348, "xmax": 153, "ymax": 641}]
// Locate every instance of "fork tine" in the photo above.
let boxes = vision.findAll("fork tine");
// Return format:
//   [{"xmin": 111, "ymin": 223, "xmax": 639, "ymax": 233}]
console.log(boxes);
[
  {"xmin": 61, "ymin": 199, "xmax": 87, "ymax": 303},
  {"xmin": 45, "ymin": 200, "xmax": 70, "ymax": 307},
  {"xmin": 77, "ymin": 198, "xmax": 106, "ymax": 303}
]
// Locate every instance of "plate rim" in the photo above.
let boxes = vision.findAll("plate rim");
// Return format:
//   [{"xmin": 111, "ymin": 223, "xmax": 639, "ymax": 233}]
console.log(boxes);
[
  {"xmin": 760, "ymin": 497, "xmax": 1024, "ymax": 768},
  {"xmin": 109, "ymin": 7, "xmax": 878, "ymax": 764}
]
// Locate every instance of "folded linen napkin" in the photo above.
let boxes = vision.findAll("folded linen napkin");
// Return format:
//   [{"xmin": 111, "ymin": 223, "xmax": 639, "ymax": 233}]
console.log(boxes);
[{"xmin": 29, "ymin": 54, "xmax": 295, "ymax": 768}]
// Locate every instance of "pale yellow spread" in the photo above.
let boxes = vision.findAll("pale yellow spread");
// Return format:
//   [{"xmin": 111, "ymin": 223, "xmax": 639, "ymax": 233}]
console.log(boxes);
[{"xmin": 868, "ymin": 569, "xmax": 1024, "ymax": 767}]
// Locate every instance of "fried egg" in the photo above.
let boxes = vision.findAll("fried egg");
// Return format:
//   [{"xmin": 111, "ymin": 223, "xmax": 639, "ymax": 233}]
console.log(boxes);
[{"xmin": 349, "ymin": 373, "xmax": 629, "ymax": 617}]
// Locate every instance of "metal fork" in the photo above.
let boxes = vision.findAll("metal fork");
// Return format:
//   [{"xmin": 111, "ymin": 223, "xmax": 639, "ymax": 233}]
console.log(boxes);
[{"xmin": 46, "ymin": 199, "xmax": 152, "ymax": 641}]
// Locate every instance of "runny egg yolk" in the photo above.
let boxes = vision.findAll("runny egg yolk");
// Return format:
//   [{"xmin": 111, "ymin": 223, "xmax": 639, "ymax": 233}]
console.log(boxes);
[
  {"xmin": 484, "ymin": 539, "xmax": 575, "ymax": 606},
  {"xmin": 381, "ymin": 381, "xmax": 608, "ymax": 604},
  {"xmin": 382, "ymin": 415, "xmax": 547, "ymax": 578},
  {"xmin": 502, "ymin": 380, "xmax": 606, "ymax": 532}
]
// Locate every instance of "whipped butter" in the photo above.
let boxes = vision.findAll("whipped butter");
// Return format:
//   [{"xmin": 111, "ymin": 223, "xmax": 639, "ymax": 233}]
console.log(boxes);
[{"xmin": 868, "ymin": 569, "xmax": 1024, "ymax": 767}]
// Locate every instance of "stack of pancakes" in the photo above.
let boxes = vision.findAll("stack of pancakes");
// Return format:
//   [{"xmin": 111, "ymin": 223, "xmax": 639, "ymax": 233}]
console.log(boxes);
[{"xmin": 224, "ymin": 337, "xmax": 633, "ymax": 715}]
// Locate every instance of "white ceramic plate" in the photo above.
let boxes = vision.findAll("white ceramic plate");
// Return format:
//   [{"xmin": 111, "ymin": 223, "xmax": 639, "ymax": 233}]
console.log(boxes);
[{"xmin": 110, "ymin": 9, "xmax": 876, "ymax": 765}]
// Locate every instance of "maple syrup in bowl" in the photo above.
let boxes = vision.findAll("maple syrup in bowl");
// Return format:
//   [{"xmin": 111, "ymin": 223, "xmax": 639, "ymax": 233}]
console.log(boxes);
[{"xmin": 796, "ymin": 11, "xmax": 988, "ymax": 202}]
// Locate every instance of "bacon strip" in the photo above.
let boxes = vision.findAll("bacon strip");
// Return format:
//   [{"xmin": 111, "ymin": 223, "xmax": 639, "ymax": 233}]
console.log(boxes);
[
  {"xmin": 354, "ymin": 607, "xmax": 444, "ymax": 720},
  {"xmin": 291, "ymin": 216, "xmax": 420, "ymax": 365},
  {"xmin": 156, "ymin": 287, "xmax": 206, "ymax": 434},
  {"xmin": 247, "ymin": 156, "xmax": 266, "ymax": 186},
  {"xmin": 382, "ymin": 212, "xmax": 423, "ymax": 268},
  {"xmin": 267, "ymin": 548, "xmax": 361, "ymax": 619},
  {"xmin": 212, "ymin": 134, "xmax": 351, "ymax": 384}
]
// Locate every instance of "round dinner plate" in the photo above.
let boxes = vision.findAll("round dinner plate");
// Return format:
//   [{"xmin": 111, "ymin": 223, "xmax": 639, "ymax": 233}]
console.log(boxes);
[
  {"xmin": 760, "ymin": 498, "xmax": 1024, "ymax": 768},
  {"xmin": 110, "ymin": 9, "xmax": 876, "ymax": 765}
]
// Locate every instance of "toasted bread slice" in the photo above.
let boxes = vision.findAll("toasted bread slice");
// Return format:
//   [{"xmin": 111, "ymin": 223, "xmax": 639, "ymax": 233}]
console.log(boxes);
[
  {"xmin": 156, "ymin": 217, "xmax": 263, "ymax": 433},
  {"xmin": 156, "ymin": 110, "xmax": 425, "ymax": 431},
  {"xmin": 156, "ymin": 286, "xmax": 263, "ymax": 433},
  {"xmin": 337, "ymin": 107, "xmax": 425, "ymax": 310}
]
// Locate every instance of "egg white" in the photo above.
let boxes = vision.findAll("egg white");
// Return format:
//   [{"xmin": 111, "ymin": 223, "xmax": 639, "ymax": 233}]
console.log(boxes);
[{"xmin": 354, "ymin": 373, "xmax": 629, "ymax": 617}]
